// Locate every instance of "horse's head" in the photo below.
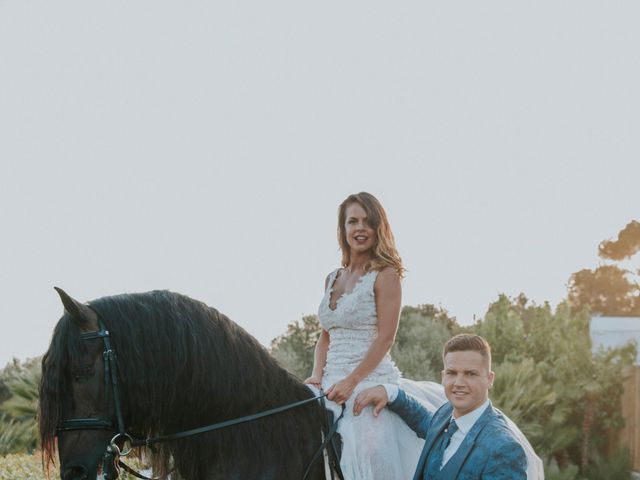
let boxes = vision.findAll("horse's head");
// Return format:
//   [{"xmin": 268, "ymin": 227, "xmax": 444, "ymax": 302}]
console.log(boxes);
[{"xmin": 40, "ymin": 288, "xmax": 123, "ymax": 480}]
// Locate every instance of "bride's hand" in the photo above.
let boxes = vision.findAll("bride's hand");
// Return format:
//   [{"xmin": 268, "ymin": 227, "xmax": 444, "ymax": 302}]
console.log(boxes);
[
  {"xmin": 326, "ymin": 377, "xmax": 358, "ymax": 404},
  {"xmin": 304, "ymin": 374, "xmax": 322, "ymax": 388}
]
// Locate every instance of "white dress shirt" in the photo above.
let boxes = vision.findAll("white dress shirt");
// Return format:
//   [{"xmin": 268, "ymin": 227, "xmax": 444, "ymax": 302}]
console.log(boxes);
[{"xmin": 383, "ymin": 384, "xmax": 491, "ymax": 469}]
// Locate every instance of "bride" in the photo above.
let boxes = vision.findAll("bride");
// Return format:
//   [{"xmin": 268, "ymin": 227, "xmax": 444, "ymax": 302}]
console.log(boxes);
[{"xmin": 304, "ymin": 192, "xmax": 543, "ymax": 480}]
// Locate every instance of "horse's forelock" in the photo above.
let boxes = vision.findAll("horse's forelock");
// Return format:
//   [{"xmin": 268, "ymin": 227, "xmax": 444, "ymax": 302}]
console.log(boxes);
[{"xmin": 39, "ymin": 314, "xmax": 78, "ymax": 469}]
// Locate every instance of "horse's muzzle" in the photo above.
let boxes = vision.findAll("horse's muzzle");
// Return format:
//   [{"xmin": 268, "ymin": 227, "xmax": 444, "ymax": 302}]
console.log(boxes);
[{"xmin": 61, "ymin": 464, "xmax": 89, "ymax": 480}]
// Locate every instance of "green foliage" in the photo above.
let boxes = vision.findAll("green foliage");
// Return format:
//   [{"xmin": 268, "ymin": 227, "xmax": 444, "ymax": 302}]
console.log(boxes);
[
  {"xmin": 544, "ymin": 460, "xmax": 579, "ymax": 480},
  {"xmin": 270, "ymin": 305, "xmax": 455, "ymax": 382},
  {"xmin": 391, "ymin": 305, "xmax": 454, "ymax": 381},
  {"xmin": 584, "ymin": 448, "xmax": 632, "ymax": 480},
  {"xmin": 471, "ymin": 295, "xmax": 637, "ymax": 477},
  {"xmin": 0, "ymin": 414, "xmax": 35, "ymax": 456},
  {"xmin": 490, "ymin": 358, "xmax": 556, "ymax": 454},
  {"xmin": 270, "ymin": 315, "xmax": 321, "ymax": 380},
  {"xmin": 0, "ymin": 358, "xmax": 41, "ymax": 454}
]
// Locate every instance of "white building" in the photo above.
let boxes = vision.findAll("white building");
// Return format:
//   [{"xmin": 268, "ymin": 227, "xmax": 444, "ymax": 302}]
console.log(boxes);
[{"xmin": 590, "ymin": 316, "xmax": 640, "ymax": 364}]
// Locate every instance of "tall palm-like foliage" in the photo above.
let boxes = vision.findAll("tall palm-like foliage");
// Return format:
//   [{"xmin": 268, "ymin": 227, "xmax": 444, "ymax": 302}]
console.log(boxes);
[
  {"xmin": 0, "ymin": 358, "xmax": 40, "ymax": 454},
  {"xmin": 490, "ymin": 358, "xmax": 558, "ymax": 455}
]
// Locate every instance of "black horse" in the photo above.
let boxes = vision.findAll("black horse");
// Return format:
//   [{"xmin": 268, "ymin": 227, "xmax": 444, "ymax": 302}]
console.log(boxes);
[{"xmin": 39, "ymin": 289, "xmax": 331, "ymax": 480}]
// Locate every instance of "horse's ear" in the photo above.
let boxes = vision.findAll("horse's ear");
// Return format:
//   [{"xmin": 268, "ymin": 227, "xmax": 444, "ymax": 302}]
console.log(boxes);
[{"xmin": 54, "ymin": 287, "xmax": 99, "ymax": 331}]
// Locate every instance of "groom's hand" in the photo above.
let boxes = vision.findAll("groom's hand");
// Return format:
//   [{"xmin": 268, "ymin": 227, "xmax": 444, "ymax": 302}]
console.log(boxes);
[{"xmin": 353, "ymin": 385, "xmax": 389, "ymax": 417}]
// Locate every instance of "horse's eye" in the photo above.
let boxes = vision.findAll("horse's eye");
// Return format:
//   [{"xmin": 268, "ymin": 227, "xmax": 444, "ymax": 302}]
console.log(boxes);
[{"xmin": 71, "ymin": 364, "xmax": 95, "ymax": 382}]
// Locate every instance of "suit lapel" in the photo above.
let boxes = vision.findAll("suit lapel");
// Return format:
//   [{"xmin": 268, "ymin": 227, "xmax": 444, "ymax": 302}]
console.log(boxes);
[
  {"xmin": 412, "ymin": 403, "xmax": 452, "ymax": 480},
  {"xmin": 434, "ymin": 403, "xmax": 496, "ymax": 480}
]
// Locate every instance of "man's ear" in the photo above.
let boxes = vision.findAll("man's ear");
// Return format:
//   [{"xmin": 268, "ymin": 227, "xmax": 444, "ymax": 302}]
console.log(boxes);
[{"xmin": 488, "ymin": 370, "xmax": 495, "ymax": 388}]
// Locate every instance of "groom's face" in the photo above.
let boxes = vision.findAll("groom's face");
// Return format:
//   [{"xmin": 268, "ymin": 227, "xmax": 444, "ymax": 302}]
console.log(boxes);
[{"xmin": 441, "ymin": 350, "xmax": 495, "ymax": 418}]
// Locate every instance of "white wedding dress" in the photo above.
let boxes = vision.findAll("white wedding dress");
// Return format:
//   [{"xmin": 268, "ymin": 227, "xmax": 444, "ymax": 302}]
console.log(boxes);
[{"xmin": 315, "ymin": 269, "xmax": 544, "ymax": 480}]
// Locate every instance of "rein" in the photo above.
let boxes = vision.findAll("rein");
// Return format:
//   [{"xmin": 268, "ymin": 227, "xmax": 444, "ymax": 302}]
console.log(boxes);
[
  {"xmin": 57, "ymin": 320, "xmax": 344, "ymax": 480},
  {"xmin": 131, "ymin": 393, "xmax": 338, "ymax": 448}
]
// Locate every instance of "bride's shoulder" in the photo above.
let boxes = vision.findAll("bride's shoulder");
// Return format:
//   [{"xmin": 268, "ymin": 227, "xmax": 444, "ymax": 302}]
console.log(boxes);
[
  {"xmin": 376, "ymin": 266, "xmax": 401, "ymax": 280},
  {"xmin": 373, "ymin": 267, "xmax": 402, "ymax": 292}
]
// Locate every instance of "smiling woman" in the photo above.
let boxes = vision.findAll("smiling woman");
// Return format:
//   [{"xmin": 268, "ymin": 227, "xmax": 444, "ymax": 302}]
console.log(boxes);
[{"xmin": 304, "ymin": 192, "xmax": 446, "ymax": 480}]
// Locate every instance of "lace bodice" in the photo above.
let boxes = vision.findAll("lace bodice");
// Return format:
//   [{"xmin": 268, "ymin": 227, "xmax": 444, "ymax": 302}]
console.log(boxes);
[{"xmin": 318, "ymin": 269, "xmax": 401, "ymax": 384}]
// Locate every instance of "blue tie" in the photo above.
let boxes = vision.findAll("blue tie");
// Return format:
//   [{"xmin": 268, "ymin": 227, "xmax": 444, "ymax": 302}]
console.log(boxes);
[{"xmin": 425, "ymin": 419, "xmax": 459, "ymax": 479}]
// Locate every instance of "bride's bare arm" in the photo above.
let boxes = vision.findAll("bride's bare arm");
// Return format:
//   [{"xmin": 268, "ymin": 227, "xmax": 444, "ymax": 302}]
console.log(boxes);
[
  {"xmin": 326, "ymin": 268, "xmax": 401, "ymax": 403},
  {"xmin": 304, "ymin": 329, "xmax": 330, "ymax": 386}
]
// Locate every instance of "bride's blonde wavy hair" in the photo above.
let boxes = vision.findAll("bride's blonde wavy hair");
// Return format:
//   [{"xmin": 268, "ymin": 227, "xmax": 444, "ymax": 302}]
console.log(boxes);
[{"xmin": 337, "ymin": 192, "xmax": 405, "ymax": 278}]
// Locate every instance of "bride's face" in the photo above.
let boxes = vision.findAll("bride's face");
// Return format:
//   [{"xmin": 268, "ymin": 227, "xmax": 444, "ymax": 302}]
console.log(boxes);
[{"xmin": 344, "ymin": 202, "xmax": 377, "ymax": 255}]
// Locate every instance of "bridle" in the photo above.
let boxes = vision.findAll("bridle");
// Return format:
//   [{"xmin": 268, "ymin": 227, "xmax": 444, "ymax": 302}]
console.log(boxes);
[
  {"xmin": 57, "ymin": 321, "xmax": 138, "ymax": 477},
  {"xmin": 57, "ymin": 322, "xmax": 130, "ymax": 444},
  {"xmin": 56, "ymin": 320, "xmax": 344, "ymax": 480}
]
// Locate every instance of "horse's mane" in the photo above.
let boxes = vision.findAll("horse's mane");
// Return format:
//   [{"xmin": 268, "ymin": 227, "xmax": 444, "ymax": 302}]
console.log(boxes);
[{"xmin": 40, "ymin": 290, "xmax": 323, "ymax": 478}]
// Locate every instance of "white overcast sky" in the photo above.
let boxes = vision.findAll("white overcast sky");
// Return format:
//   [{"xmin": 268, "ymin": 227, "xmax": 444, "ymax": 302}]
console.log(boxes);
[{"xmin": 1, "ymin": 1, "xmax": 638, "ymax": 367}]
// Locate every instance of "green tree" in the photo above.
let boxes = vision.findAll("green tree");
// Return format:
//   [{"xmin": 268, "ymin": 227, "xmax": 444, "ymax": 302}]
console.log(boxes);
[
  {"xmin": 270, "ymin": 305, "xmax": 457, "ymax": 381},
  {"xmin": 391, "ymin": 305, "xmax": 455, "ymax": 381},
  {"xmin": 270, "ymin": 315, "xmax": 321, "ymax": 380},
  {"xmin": 472, "ymin": 295, "xmax": 636, "ymax": 475},
  {"xmin": 568, "ymin": 220, "xmax": 640, "ymax": 316}
]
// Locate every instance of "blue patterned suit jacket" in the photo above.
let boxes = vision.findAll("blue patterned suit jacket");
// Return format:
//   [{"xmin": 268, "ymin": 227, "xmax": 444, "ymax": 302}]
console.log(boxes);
[{"xmin": 389, "ymin": 390, "xmax": 527, "ymax": 480}]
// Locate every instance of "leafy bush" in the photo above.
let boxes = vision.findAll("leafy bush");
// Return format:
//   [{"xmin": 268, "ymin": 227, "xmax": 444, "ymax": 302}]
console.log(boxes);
[
  {"xmin": 391, "ymin": 305, "xmax": 454, "ymax": 381},
  {"xmin": 271, "ymin": 315, "xmax": 321, "ymax": 380},
  {"xmin": 472, "ymin": 295, "xmax": 636, "ymax": 477},
  {"xmin": 490, "ymin": 358, "xmax": 557, "ymax": 454},
  {"xmin": 0, "ymin": 359, "xmax": 41, "ymax": 455}
]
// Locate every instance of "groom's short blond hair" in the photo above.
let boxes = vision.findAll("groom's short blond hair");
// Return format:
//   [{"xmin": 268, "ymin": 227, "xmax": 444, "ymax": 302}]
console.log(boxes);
[{"xmin": 443, "ymin": 334, "xmax": 492, "ymax": 370}]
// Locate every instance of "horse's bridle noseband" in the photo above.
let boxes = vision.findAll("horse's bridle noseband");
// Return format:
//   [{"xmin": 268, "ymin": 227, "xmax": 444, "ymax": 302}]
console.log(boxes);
[{"xmin": 57, "ymin": 319, "xmax": 344, "ymax": 480}]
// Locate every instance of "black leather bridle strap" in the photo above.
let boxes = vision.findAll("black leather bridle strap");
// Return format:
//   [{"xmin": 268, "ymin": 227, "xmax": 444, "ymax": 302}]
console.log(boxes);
[
  {"xmin": 133, "ymin": 394, "xmax": 326, "ymax": 447},
  {"xmin": 57, "ymin": 418, "xmax": 113, "ymax": 432},
  {"xmin": 58, "ymin": 324, "xmax": 125, "ymax": 434},
  {"xmin": 302, "ymin": 403, "xmax": 345, "ymax": 480},
  {"xmin": 99, "ymin": 328, "xmax": 126, "ymax": 435}
]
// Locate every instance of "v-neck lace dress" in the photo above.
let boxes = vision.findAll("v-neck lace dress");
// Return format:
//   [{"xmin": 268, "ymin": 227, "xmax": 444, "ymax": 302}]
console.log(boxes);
[
  {"xmin": 316, "ymin": 268, "xmax": 544, "ymax": 480},
  {"xmin": 318, "ymin": 269, "xmax": 446, "ymax": 480}
]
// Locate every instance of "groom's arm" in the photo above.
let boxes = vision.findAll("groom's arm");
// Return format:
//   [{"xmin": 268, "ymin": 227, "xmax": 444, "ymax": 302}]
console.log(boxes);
[{"xmin": 386, "ymin": 388, "xmax": 433, "ymax": 439}]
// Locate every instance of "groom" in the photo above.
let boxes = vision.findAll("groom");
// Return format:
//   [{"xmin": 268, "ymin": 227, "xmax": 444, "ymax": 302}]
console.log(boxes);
[{"xmin": 353, "ymin": 334, "xmax": 527, "ymax": 480}]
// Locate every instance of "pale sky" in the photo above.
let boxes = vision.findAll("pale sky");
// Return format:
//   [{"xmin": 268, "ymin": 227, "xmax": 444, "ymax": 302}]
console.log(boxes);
[{"xmin": 1, "ymin": 1, "xmax": 638, "ymax": 367}]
